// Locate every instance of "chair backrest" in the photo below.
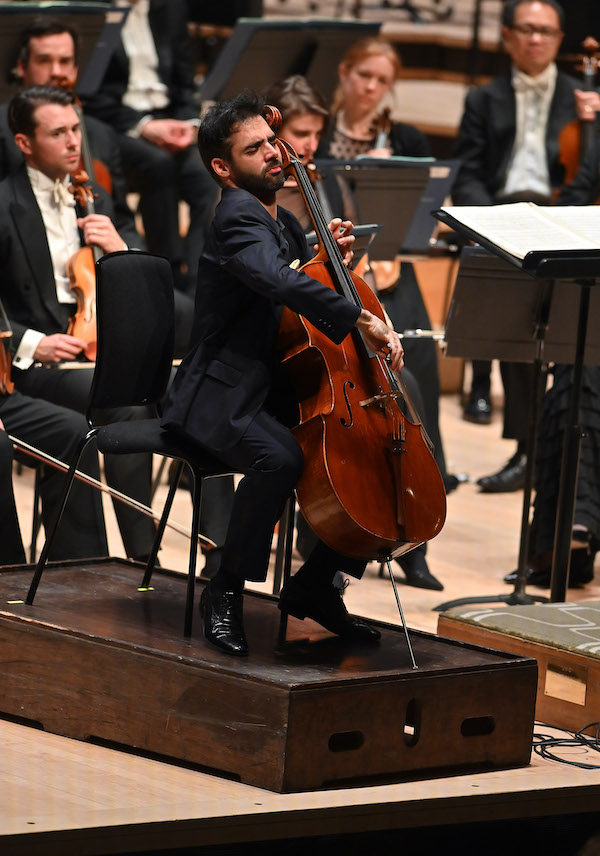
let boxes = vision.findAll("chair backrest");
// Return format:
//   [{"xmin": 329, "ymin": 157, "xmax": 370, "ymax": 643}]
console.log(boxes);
[{"xmin": 89, "ymin": 251, "xmax": 175, "ymax": 412}]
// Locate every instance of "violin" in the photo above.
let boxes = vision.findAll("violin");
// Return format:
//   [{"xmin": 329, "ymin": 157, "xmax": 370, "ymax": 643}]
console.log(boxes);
[
  {"xmin": 557, "ymin": 36, "xmax": 600, "ymax": 190},
  {"xmin": 0, "ymin": 298, "xmax": 14, "ymax": 395},
  {"xmin": 268, "ymin": 106, "xmax": 446, "ymax": 561},
  {"xmin": 66, "ymin": 170, "xmax": 101, "ymax": 360}
]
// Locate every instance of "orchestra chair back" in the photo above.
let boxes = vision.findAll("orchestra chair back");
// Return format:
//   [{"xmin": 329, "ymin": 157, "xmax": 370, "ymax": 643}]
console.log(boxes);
[{"xmin": 26, "ymin": 250, "xmax": 228, "ymax": 637}]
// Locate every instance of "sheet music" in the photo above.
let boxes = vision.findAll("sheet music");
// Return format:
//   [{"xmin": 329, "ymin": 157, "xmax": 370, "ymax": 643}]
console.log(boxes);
[{"xmin": 440, "ymin": 202, "xmax": 600, "ymax": 259}]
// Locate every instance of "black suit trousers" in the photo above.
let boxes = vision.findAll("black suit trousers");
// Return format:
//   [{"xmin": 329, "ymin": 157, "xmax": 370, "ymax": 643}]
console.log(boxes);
[
  {"xmin": 0, "ymin": 391, "xmax": 108, "ymax": 563},
  {"xmin": 204, "ymin": 408, "xmax": 366, "ymax": 584},
  {"xmin": 118, "ymin": 134, "xmax": 218, "ymax": 289},
  {"xmin": 14, "ymin": 365, "xmax": 156, "ymax": 559}
]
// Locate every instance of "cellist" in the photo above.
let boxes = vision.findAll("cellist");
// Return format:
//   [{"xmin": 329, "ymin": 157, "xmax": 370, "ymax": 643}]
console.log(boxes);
[{"xmin": 162, "ymin": 92, "xmax": 404, "ymax": 657}]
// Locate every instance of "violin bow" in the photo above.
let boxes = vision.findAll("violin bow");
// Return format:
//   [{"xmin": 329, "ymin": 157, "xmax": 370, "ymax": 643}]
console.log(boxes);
[{"xmin": 8, "ymin": 433, "xmax": 216, "ymax": 551}]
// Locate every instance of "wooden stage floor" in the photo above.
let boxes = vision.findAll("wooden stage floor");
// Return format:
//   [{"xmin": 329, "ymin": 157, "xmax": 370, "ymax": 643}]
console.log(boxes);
[{"xmin": 4, "ymin": 388, "xmax": 600, "ymax": 855}]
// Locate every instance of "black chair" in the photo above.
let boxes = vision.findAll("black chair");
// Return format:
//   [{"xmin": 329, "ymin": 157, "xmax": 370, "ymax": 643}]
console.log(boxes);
[{"xmin": 26, "ymin": 250, "xmax": 228, "ymax": 637}]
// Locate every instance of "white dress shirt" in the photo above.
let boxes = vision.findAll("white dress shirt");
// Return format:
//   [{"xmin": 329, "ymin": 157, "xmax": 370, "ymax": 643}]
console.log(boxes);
[
  {"xmin": 118, "ymin": 0, "xmax": 169, "ymax": 133},
  {"xmin": 13, "ymin": 167, "xmax": 80, "ymax": 370},
  {"xmin": 500, "ymin": 62, "xmax": 558, "ymax": 200}
]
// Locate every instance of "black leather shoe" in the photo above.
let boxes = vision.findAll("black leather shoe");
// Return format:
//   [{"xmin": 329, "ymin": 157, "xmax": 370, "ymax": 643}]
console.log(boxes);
[
  {"xmin": 200, "ymin": 585, "xmax": 248, "ymax": 656},
  {"xmin": 503, "ymin": 567, "xmax": 551, "ymax": 587},
  {"xmin": 477, "ymin": 452, "xmax": 527, "ymax": 493},
  {"xmin": 279, "ymin": 577, "xmax": 381, "ymax": 642},
  {"xmin": 395, "ymin": 555, "xmax": 444, "ymax": 591},
  {"xmin": 504, "ymin": 547, "xmax": 595, "ymax": 588},
  {"xmin": 463, "ymin": 389, "xmax": 492, "ymax": 424}
]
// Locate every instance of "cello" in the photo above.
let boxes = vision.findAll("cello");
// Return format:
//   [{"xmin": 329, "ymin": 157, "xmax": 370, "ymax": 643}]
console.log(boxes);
[{"xmin": 268, "ymin": 106, "xmax": 447, "ymax": 563}]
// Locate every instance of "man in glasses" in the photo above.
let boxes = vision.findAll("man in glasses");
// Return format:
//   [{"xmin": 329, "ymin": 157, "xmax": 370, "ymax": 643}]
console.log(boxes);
[{"xmin": 451, "ymin": 0, "xmax": 600, "ymax": 493}]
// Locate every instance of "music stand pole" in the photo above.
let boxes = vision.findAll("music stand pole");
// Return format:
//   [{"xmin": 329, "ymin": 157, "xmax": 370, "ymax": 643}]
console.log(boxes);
[
  {"xmin": 549, "ymin": 279, "xmax": 593, "ymax": 601},
  {"xmin": 434, "ymin": 281, "xmax": 551, "ymax": 612}
]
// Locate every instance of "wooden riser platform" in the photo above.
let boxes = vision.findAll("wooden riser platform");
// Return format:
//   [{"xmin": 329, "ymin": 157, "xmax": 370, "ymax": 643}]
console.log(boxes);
[
  {"xmin": 438, "ymin": 603, "xmax": 600, "ymax": 735},
  {"xmin": 0, "ymin": 559, "xmax": 537, "ymax": 793}
]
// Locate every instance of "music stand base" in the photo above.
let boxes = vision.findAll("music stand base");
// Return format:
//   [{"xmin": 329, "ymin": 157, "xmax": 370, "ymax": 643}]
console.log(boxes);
[{"xmin": 434, "ymin": 590, "xmax": 549, "ymax": 612}]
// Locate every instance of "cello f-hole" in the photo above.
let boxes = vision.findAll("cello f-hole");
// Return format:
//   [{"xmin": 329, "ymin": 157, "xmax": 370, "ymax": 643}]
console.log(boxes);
[{"xmin": 340, "ymin": 380, "xmax": 355, "ymax": 427}]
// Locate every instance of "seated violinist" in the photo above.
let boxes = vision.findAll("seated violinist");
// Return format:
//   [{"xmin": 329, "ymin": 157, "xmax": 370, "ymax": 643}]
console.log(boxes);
[
  {"xmin": 0, "ymin": 16, "xmax": 194, "ymax": 358},
  {"xmin": 162, "ymin": 91, "xmax": 404, "ymax": 657},
  {"xmin": 0, "ymin": 17, "xmax": 140, "ymax": 247},
  {"xmin": 0, "ymin": 85, "xmax": 159, "ymax": 564}
]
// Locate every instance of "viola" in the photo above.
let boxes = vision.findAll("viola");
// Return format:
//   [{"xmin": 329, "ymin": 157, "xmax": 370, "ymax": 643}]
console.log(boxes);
[
  {"xmin": 269, "ymin": 106, "xmax": 446, "ymax": 561},
  {"xmin": 66, "ymin": 170, "xmax": 101, "ymax": 360},
  {"xmin": 557, "ymin": 36, "xmax": 600, "ymax": 190}
]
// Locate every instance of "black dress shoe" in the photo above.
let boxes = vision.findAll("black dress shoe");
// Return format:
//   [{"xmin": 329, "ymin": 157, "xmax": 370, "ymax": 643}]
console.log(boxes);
[
  {"xmin": 477, "ymin": 451, "xmax": 527, "ymax": 493},
  {"xmin": 503, "ymin": 567, "xmax": 551, "ymax": 587},
  {"xmin": 504, "ymin": 549, "xmax": 594, "ymax": 588},
  {"xmin": 200, "ymin": 585, "xmax": 248, "ymax": 656},
  {"xmin": 395, "ymin": 555, "xmax": 444, "ymax": 591},
  {"xmin": 463, "ymin": 389, "xmax": 492, "ymax": 424},
  {"xmin": 278, "ymin": 577, "xmax": 381, "ymax": 642}
]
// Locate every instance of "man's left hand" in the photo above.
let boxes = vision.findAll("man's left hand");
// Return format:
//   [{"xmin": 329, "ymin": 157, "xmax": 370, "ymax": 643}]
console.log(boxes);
[
  {"xmin": 575, "ymin": 89, "xmax": 600, "ymax": 122},
  {"xmin": 328, "ymin": 218, "xmax": 355, "ymax": 266},
  {"xmin": 77, "ymin": 214, "xmax": 127, "ymax": 255}
]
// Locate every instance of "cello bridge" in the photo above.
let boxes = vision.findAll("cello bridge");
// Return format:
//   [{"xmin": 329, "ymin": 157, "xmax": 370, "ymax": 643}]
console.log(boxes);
[{"xmin": 360, "ymin": 391, "xmax": 400, "ymax": 409}]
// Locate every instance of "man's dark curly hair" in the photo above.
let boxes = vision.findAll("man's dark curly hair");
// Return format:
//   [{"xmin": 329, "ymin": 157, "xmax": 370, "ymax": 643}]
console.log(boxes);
[{"xmin": 198, "ymin": 90, "xmax": 267, "ymax": 184}]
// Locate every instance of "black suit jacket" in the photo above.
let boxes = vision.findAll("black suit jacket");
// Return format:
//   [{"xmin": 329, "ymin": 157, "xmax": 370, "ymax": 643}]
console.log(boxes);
[
  {"xmin": 83, "ymin": 0, "xmax": 198, "ymax": 133},
  {"xmin": 0, "ymin": 164, "xmax": 121, "ymax": 349},
  {"xmin": 452, "ymin": 70, "xmax": 581, "ymax": 204},
  {"xmin": 0, "ymin": 103, "xmax": 142, "ymax": 248},
  {"xmin": 162, "ymin": 187, "xmax": 361, "ymax": 452}
]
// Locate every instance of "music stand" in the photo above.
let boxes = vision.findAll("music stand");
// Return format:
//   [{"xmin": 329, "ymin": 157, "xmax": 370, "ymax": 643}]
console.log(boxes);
[
  {"xmin": 0, "ymin": 3, "xmax": 128, "ymax": 103},
  {"xmin": 432, "ymin": 238, "xmax": 600, "ymax": 610},
  {"xmin": 321, "ymin": 158, "xmax": 459, "ymax": 259},
  {"xmin": 199, "ymin": 18, "xmax": 380, "ymax": 104}
]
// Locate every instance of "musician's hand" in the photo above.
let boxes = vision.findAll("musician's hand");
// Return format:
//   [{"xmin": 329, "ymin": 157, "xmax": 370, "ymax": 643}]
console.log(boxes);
[
  {"xmin": 77, "ymin": 214, "xmax": 127, "ymax": 255},
  {"xmin": 0, "ymin": 417, "xmax": 4, "ymax": 431},
  {"xmin": 366, "ymin": 147, "xmax": 392, "ymax": 158},
  {"xmin": 33, "ymin": 333, "xmax": 86, "ymax": 364},
  {"xmin": 575, "ymin": 89, "xmax": 600, "ymax": 121},
  {"xmin": 327, "ymin": 218, "xmax": 355, "ymax": 266},
  {"xmin": 140, "ymin": 118, "xmax": 196, "ymax": 152},
  {"xmin": 355, "ymin": 309, "xmax": 403, "ymax": 371}
]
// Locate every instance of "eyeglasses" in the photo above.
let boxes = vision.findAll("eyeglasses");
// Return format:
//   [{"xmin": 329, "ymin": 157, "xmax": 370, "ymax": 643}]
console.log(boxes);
[{"xmin": 510, "ymin": 24, "xmax": 563, "ymax": 40}]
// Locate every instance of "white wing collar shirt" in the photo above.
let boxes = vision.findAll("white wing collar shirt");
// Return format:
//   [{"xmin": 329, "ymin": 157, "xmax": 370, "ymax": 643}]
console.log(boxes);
[
  {"xmin": 13, "ymin": 167, "xmax": 80, "ymax": 369},
  {"xmin": 499, "ymin": 61, "xmax": 558, "ymax": 201}
]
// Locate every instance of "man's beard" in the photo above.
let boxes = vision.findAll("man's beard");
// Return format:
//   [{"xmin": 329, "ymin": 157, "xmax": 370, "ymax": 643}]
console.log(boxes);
[{"xmin": 230, "ymin": 159, "xmax": 285, "ymax": 204}]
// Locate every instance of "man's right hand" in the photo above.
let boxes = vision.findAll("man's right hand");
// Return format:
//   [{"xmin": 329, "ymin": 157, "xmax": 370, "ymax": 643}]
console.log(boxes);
[
  {"xmin": 33, "ymin": 333, "xmax": 86, "ymax": 364},
  {"xmin": 140, "ymin": 118, "xmax": 196, "ymax": 152}
]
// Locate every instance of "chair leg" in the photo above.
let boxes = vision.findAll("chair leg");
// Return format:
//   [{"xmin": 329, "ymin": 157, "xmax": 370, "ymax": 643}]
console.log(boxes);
[
  {"xmin": 141, "ymin": 459, "xmax": 183, "ymax": 588},
  {"xmin": 26, "ymin": 433, "xmax": 96, "ymax": 605},
  {"xmin": 276, "ymin": 495, "xmax": 296, "ymax": 644},
  {"xmin": 29, "ymin": 466, "xmax": 44, "ymax": 563},
  {"xmin": 184, "ymin": 468, "xmax": 203, "ymax": 637}
]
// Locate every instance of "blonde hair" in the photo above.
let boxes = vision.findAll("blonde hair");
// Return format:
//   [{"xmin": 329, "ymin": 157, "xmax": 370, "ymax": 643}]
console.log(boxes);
[{"xmin": 332, "ymin": 37, "xmax": 401, "ymax": 113}]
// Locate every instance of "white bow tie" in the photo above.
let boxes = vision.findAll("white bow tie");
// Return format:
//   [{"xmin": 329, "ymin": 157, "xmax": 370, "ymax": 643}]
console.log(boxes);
[
  {"xmin": 52, "ymin": 179, "xmax": 76, "ymax": 208},
  {"xmin": 513, "ymin": 73, "xmax": 549, "ymax": 97}
]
